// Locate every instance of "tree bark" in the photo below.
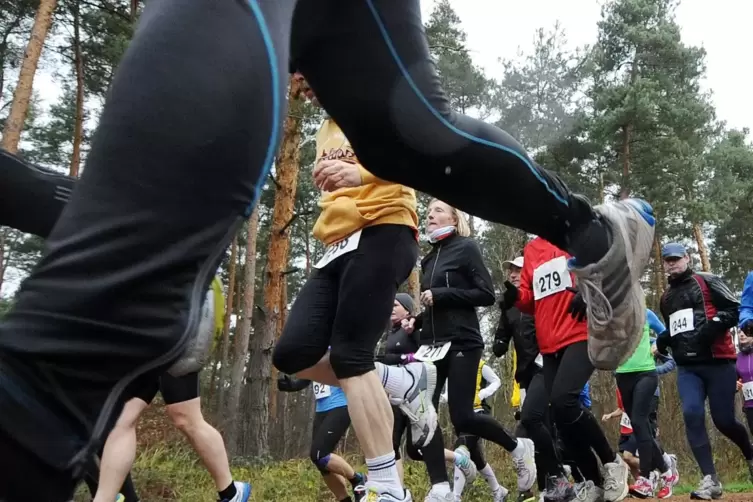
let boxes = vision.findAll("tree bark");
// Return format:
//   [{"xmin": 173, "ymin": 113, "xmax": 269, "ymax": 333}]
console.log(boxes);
[
  {"xmin": 652, "ymin": 236, "xmax": 665, "ymax": 309},
  {"xmin": 216, "ymin": 237, "xmax": 238, "ymax": 412},
  {"xmin": 407, "ymin": 267, "xmax": 420, "ymax": 308},
  {"xmin": 0, "ymin": 0, "xmax": 58, "ymax": 153},
  {"xmin": 0, "ymin": 228, "xmax": 6, "ymax": 296},
  {"xmin": 692, "ymin": 223, "xmax": 711, "ymax": 272},
  {"xmin": 70, "ymin": 0, "xmax": 85, "ymax": 177},
  {"xmin": 265, "ymin": 76, "xmax": 304, "ymax": 419},
  {"xmin": 226, "ymin": 208, "xmax": 260, "ymax": 457}
]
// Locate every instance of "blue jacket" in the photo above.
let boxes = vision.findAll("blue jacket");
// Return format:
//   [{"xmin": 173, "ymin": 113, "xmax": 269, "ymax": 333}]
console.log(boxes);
[
  {"xmin": 580, "ymin": 382, "xmax": 591, "ymax": 408},
  {"xmin": 740, "ymin": 272, "xmax": 753, "ymax": 330}
]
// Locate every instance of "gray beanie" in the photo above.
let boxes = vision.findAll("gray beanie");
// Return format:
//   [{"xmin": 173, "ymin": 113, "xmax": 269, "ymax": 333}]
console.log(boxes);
[{"xmin": 395, "ymin": 293, "xmax": 415, "ymax": 315}]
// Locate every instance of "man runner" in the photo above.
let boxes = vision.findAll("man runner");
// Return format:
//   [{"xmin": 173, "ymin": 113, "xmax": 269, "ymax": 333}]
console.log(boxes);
[{"xmin": 0, "ymin": 1, "xmax": 655, "ymax": 499}]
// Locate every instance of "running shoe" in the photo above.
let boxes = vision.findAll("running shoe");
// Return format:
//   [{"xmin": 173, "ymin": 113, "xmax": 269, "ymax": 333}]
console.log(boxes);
[
  {"xmin": 568, "ymin": 198, "xmax": 655, "ymax": 370},
  {"xmin": 629, "ymin": 473, "xmax": 657, "ymax": 499},
  {"xmin": 219, "ymin": 481, "xmax": 251, "ymax": 502},
  {"xmin": 690, "ymin": 475, "xmax": 722, "ymax": 500},
  {"xmin": 353, "ymin": 473, "xmax": 368, "ymax": 500},
  {"xmin": 116, "ymin": 495, "xmax": 125, "ymax": 502},
  {"xmin": 601, "ymin": 454, "xmax": 629, "ymax": 502},
  {"xmin": 574, "ymin": 481, "xmax": 605, "ymax": 502},
  {"xmin": 398, "ymin": 362, "xmax": 438, "ymax": 447},
  {"xmin": 492, "ymin": 486, "xmax": 509, "ymax": 502},
  {"xmin": 511, "ymin": 438, "xmax": 537, "ymax": 492},
  {"xmin": 517, "ymin": 489, "xmax": 536, "ymax": 502},
  {"xmin": 424, "ymin": 487, "xmax": 454, "ymax": 501},
  {"xmin": 357, "ymin": 482, "xmax": 413, "ymax": 501},
  {"xmin": 657, "ymin": 454, "xmax": 679, "ymax": 499},
  {"xmin": 543, "ymin": 474, "xmax": 576, "ymax": 502},
  {"xmin": 454, "ymin": 445, "xmax": 478, "ymax": 483}
]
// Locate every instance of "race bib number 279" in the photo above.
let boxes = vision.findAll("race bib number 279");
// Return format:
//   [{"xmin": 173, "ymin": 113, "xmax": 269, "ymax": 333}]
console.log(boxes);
[{"xmin": 533, "ymin": 256, "xmax": 572, "ymax": 300}]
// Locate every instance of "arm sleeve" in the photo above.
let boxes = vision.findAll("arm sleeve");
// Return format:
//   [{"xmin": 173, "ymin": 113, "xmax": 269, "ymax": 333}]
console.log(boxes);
[
  {"xmin": 480, "ymin": 364, "xmax": 501, "ymax": 397},
  {"xmin": 654, "ymin": 354, "xmax": 676, "ymax": 375},
  {"xmin": 432, "ymin": 240, "xmax": 496, "ymax": 308},
  {"xmin": 705, "ymin": 274, "xmax": 740, "ymax": 329},
  {"xmin": 516, "ymin": 245, "xmax": 535, "ymax": 314},
  {"xmin": 493, "ymin": 311, "xmax": 514, "ymax": 344},
  {"xmin": 739, "ymin": 272, "xmax": 753, "ymax": 329},
  {"xmin": 646, "ymin": 309, "xmax": 666, "ymax": 335}
]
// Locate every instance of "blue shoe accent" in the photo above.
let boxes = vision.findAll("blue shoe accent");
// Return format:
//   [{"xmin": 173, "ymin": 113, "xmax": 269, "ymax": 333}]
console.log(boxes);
[
  {"xmin": 624, "ymin": 198, "xmax": 656, "ymax": 226},
  {"xmin": 239, "ymin": 482, "xmax": 252, "ymax": 502}
]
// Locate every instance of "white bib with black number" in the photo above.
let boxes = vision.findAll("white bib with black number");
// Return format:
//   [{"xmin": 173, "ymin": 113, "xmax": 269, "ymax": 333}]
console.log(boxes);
[
  {"xmin": 313, "ymin": 382, "xmax": 332, "ymax": 400},
  {"xmin": 533, "ymin": 256, "xmax": 572, "ymax": 300},
  {"xmin": 620, "ymin": 412, "xmax": 632, "ymax": 430},
  {"xmin": 743, "ymin": 382, "xmax": 753, "ymax": 402},
  {"xmin": 415, "ymin": 341, "xmax": 452, "ymax": 362},
  {"xmin": 314, "ymin": 230, "xmax": 362, "ymax": 269},
  {"xmin": 669, "ymin": 308, "xmax": 694, "ymax": 337}
]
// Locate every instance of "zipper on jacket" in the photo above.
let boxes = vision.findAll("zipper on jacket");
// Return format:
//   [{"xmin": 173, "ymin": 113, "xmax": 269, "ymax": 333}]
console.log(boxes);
[
  {"xmin": 430, "ymin": 244, "xmax": 442, "ymax": 346},
  {"xmin": 446, "ymin": 272, "xmax": 449, "ymax": 287}
]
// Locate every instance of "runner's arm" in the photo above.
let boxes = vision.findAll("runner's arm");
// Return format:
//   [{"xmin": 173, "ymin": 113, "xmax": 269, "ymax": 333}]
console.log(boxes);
[
  {"xmin": 515, "ymin": 246, "xmax": 535, "ymax": 314},
  {"xmin": 706, "ymin": 274, "xmax": 740, "ymax": 330},
  {"xmin": 646, "ymin": 309, "xmax": 666, "ymax": 335},
  {"xmin": 654, "ymin": 353, "xmax": 676, "ymax": 374},
  {"xmin": 478, "ymin": 364, "xmax": 501, "ymax": 400},
  {"xmin": 432, "ymin": 239, "xmax": 495, "ymax": 307}
]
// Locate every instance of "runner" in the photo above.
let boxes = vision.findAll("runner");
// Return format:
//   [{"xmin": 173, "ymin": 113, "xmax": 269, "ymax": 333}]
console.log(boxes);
[
  {"xmin": 277, "ymin": 370, "xmax": 367, "ymax": 502},
  {"xmin": 93, "ymin": 278, "xmax": 251, "ymax": 502},
  {"xmin": 506, "ymin": 236, "xmax": 630, "ymax": 502},
  {"xmin": 438, "ymin": 359, "xmax": 510, "ymax": 502},
  {"xmin": 655, "ymin": 243, "xmax": 753, "ymax": 499},
  {"xmin": 0, "ymin": 0, "xmax": 657, "ymax": 497},
  {"xmin": 612, "ymin": 314, "xmax": 673, "ymax": 500},
  {"xmin": 271, "ymin": 97, "xmax": 436, "ymax": 502},
  {"xmin": 739, "ymin": 272, "xmax": 753, "ymax": 433},
  {"xmin": 495, "ymin": 256, "xmax": 572, "ymax": 502},
  {"xmin": 401, "ymin": 199, "xmax": 537, "ymax": 500}
]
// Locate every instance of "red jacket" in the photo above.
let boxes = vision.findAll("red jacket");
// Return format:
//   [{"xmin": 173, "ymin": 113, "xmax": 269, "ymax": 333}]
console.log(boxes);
[{"xmin": 516, "ymin": 237, "xmax": 587, "ymax": 355}]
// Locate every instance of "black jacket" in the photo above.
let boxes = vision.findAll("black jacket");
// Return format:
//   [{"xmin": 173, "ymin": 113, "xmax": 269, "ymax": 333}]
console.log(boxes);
[
  {"xmin": 659, "ymin": 268, "xmax": 738, "ymax": 365},
  {"xmin": 376, "ymin": 323, "xmax": 421, "ymax": 366},
  {"xmin": 495, "ymin": 306, "xmax": 540, "ymax": 387},
  {"xmin": 415, "ymin": 234, "xmax": 495, "ymax": 350}
]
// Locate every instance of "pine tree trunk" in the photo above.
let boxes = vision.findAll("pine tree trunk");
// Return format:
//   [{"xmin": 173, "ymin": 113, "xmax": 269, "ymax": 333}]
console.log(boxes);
[
  {"xmin": 265, "ymin": 76, "xmax": 304, "ymax": 419},
  {"xmin": 652, "ymin": 236, "xmax": 665, "ymax": 309},
  {"xmin": 0, "ymin": 228, "xmax": 6, "ymax": 296},
  {"xmin": 226, "ymin": 208, "xmax": 260, "ymax": 457},
  {"xmin": 70, "ymin": 0, "xmax": 85, "ymax": 177},
  {"xmin": 216, "ymin": 237, "xmax": 238, "ymax": 412},
  {"xmin": 692, "ymin": 223, "xmax": 711, "ymax": 272},
  {"xmin": 0, "ymin": 0, "xmax": 57, "ymax": 153}
]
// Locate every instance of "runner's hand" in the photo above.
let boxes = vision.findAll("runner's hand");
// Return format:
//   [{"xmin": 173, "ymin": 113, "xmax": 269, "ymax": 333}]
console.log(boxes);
[
  {"xmin": 601, "ymin": 413, "xmax": 611, "ymax": 422},
  {"xmin": 420, "ymin": 290, "xmax": 433, "ymax": 306},
  {"xmin": 313, "ymin": 159, "xmax": 362, "ymax": 191},
  {"xmin": 492, "ymin": 337, "xmax": 508, "ymax": 358},
  {"xmin": 738, "ymin": 379, "xmax": 743, "ymax": 392},
  {"xmin": 401, "ymin": 317, "xmax": 416, "ymax": 334},
  {"xmin": 566, "ymin": 286, "xmax": 587, "ymax": 322},
  {"xmin": 501, "ymin": 281, "xmax": 518, "ymax": 309},
  {"xmin": 655, "ymin": 329, "xmax": 670, "ymax": 355}
]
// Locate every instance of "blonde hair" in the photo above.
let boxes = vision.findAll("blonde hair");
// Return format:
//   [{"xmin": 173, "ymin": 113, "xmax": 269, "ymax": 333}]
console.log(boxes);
[{"xmin": 429, "ymin": 199, "xmax": 471, "ymax": 237}]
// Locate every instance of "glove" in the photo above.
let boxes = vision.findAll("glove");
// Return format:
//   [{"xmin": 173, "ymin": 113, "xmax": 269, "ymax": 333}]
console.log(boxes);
[
  {"xmin": 655, "ymin": 330, "xmax": 670, "ymax": 355},
  {"xmin": 277, "ymin": 373, "xmax": 310, "ymax": 392},
  {"xmin": 501, "ymin": 281, "xmax": 519, "ymax": 310},
  {"xmin": 514, "ymin": 410, "xmax": 521, "ymax": 421},
  {"xmin": 492, "ymin": 337, "xmax": 508, "ymax": 358},
  {"xmin": 699, "ymin": 317, "xmax": 726, "ymax": 345},
  {"xmin": 566, "ymin": 286, "xmax": 587, "ymax": 322}
]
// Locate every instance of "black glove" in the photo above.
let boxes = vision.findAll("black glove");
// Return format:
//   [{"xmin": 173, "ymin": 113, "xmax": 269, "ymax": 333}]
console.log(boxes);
[
  {"xmin": 655, "ymin": 329, "xmax": 670, "ymax": 355},
  {"xmin": 699, "ymin": 317, "xmax": 726, "ymax": 345},
  {"xmin": 501, "ymin": 281, "xmax": 519, "ymax": 310},
  {"xmin": 492, "ymin": 337, "xmax": 508, "ymax": 358},
  {"xmin": 566, "ymin": 286, "xmax": 587, "ymax": 322},
  {"xmin": 514, "ymin": 410, "xmax": 521, "ymax": 421},
  {"xmin": 277, "ymin": 373, "xmax": 310, "ymax": 392}
]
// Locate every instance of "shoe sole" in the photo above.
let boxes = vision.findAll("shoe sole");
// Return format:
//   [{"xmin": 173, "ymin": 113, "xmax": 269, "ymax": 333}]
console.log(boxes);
[
  {"xmin": 517, "ymin": 438, "xmax": 537, "ymax": 492},
  {"xmin": 572, "ymin": 198, "xmax": 655, "ymax": 370},
  {"xmin": 410, "ymin": 363, "xmax": 438, "ymax": 448}
]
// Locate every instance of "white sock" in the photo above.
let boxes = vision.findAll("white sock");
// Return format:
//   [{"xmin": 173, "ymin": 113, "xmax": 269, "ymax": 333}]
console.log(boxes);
[
  {"xmin": 428, "ymin": 479, "xmax": 449, "ymax": 497},
  {"xmin": 662, "ymin": 453, "xmax": 672, "ymax": 474},
  {"xmin": 375, "ymin": 362, "xmax": 415, "ymax": 401},
  {"xmin": 480, "ymin": 464, "xmax": 501, "ymax": 491},
  {"xmin": 366, "ymin": 452, "xmax": 404, "ymax": 498}
]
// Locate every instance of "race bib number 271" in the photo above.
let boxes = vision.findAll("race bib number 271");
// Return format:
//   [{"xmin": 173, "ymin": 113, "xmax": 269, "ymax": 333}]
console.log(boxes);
[
  {"xmin": 533, "ymin": 256, "xmax": 572, "ymax": 300},
  {"xmin": 314, "ymin": 230, "xmax": 362, "ymax": 269},
  {"xmin": 415, "ymin": 342, "xmax": 452, "ymax": 362}
]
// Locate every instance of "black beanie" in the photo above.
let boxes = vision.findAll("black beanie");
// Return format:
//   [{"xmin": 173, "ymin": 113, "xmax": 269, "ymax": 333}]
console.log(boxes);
[{"xmin": 395, "ymin": 293, "xmax": 415, "ymax": 315}]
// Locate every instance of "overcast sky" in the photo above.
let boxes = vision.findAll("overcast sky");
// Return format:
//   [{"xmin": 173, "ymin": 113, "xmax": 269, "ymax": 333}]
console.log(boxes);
[{"xmin": 419, "ymin": 0, "xmax": 752, "ymax": 133}]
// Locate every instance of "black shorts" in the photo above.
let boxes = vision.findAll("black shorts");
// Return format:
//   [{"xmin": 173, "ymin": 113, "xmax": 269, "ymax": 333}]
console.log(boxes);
[
  {"xmin": 311, "ymin": 406, "xmax": 351, "ymax": 466},
  {"xmin": 273, "ymin": 224, "xmax": 417, "ymax": 379},
  {"xmin": 133, "ymin": 372, "xmax": 200, "ymax": 406}
]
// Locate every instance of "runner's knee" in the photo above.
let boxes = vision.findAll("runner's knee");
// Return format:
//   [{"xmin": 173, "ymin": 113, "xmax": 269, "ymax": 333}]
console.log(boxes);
[
  {"xmin": 310, "ymin": 451, "xmax": 331, "ymax": 473},
  {"xmin": 272, "ymin": 334, "xmax": 326, "ymax": 376},
  {"xmin": 549, "ymin": 392, "xmax": 581, "ymax": 424},
  {"xmin": 449, "ymin": 408, "xmax": 477, "ymax": 433},
  {"xmin": 328, "ymin": 342, "xmax": 375, "ymax": 380}
]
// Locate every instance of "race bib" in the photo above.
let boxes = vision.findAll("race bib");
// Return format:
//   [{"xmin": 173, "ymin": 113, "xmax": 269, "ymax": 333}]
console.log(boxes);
[
  {"xmin": 534, "ymin": 354, "xmax": 544, "ymax": 367},
  {"xmin": 533, "ymin": 256, "xmax": 572, "ymax": 300},
  {"xmin": 743, "ymin": 381, "xmax": 753, "ymax": 402},
  {"xmin": 415, "ymin": 341, "xmax": 452, "ymax": 362},
  {"xmin": 620, "ymin": 413, "xmax": 632, "ymax": 430},
  {"xmin": 669, "ymin": 308, "xmax": 694, "ymax": 336},
  {"xmin": 312, "ymin": 382, "xmax": 331, "ymax": 400},
  {"xmin": 314, "ymin": 230, "xmax": 362, "ymax": 269}
]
